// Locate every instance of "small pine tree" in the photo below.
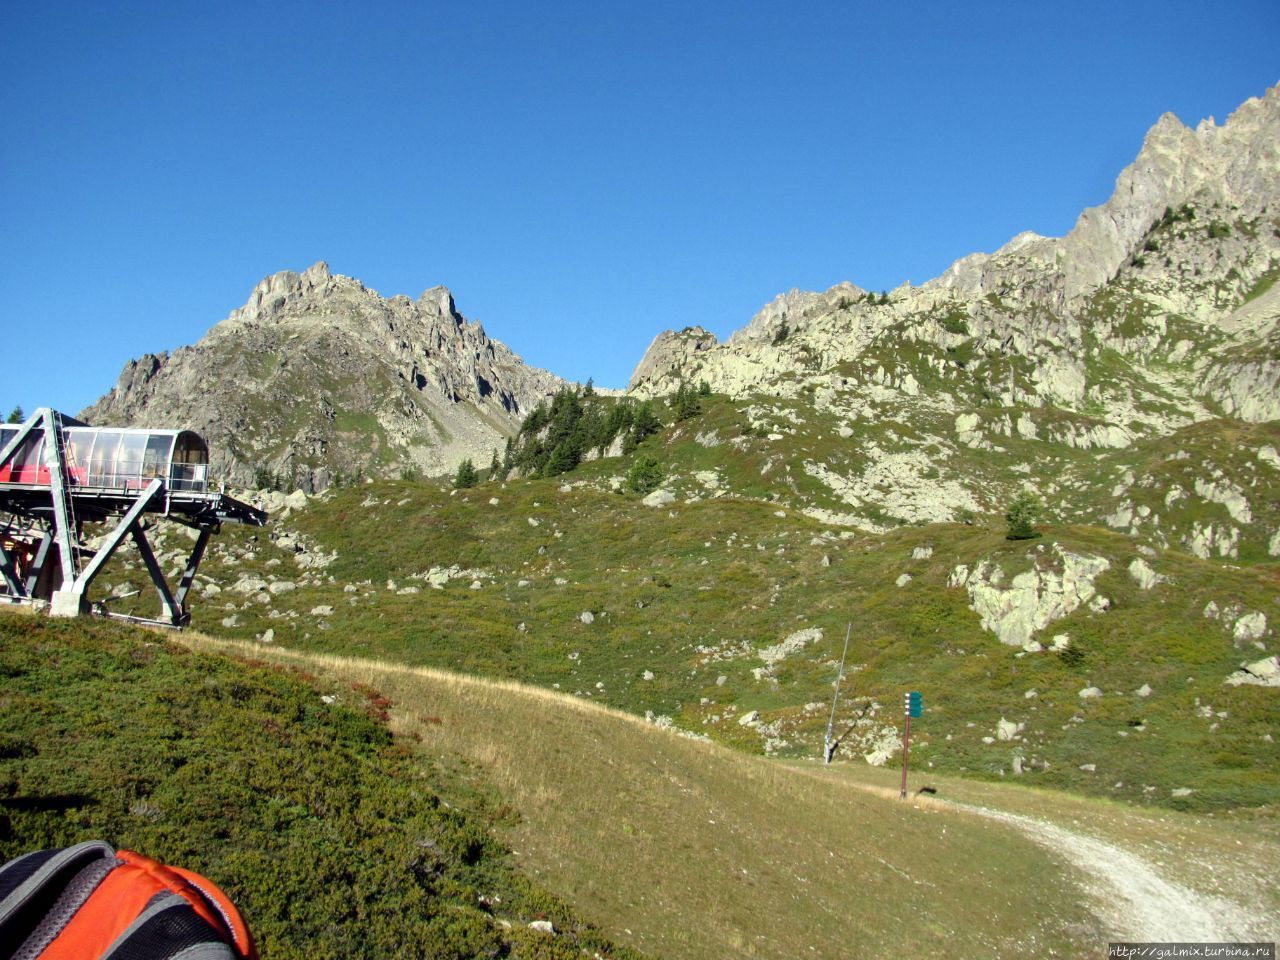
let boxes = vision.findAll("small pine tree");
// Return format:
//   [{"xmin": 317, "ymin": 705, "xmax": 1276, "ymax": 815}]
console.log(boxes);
[
  {"xmin": 697, "ymin": 380, "xmax": 711, "ymax": 397},
  {"xmin": 6, "ymin": 406, "xmax": 23, "ymax": 424},
  {"xmin": 453, "ymin": 458, "xmax": 479, "ymax": 489},
  {"xmin": 543, "ymin": 442, "xmax": 577, "ymax": 477},
  {"xmin": 626, "ymin": 454, "xmax": 664, "ymax": 494},
  {"xmin": 583, "ymin": 377, "xmax": 595, "ymax": 398},
  {"xmin": 673, "ymin": 383, "xmax": 701, "ymax": 421},
  {"xmin": 629, "ymin": 400, "xmax": 661, "ymax": 445},
  {"xmin": 1005, "ymin": 491, "xmax": 1041, "ymax": 540},
  {"xmin": 489, "ymin": 448, "xmax": 502, "ymax": 480}
]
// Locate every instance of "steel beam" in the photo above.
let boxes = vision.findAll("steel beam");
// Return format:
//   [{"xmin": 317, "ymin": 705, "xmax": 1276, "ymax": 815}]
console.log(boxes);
[
  {"xmin": 72, "ymin": 479, "xmax": 162, "ymax": 594},
  {"xmin": 40, "ymin": 408, "xmax": 78, "ymax": 585},
  {"xmin": 130, "ymin": 523, "xmax": 181, "ymax": 625},
  {"xmin": 0, "ymin": 409, "xmax": 43, "ymax": 471},
  {"xmin": 0, "ymin": 540, "xmax": 25, "ymax": 596},
  {"xmin": 24, "ymin": 529, "xmax": 53, "ymax": 597},
  {"xmin": 173, "ymin": 528, "xmax": 212, "ymax": 611}
]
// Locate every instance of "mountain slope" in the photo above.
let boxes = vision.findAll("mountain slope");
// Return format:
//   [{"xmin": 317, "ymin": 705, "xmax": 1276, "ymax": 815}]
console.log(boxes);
[
  {"xmin": 83, "ymin": 261, "xmax": 566, "ymax": 490},
  {"xmin": 186, "ymin": 634, "xmax": 1280, "ymax": 958},
  {"xmin": 89, "ymin": 446, "xmax": 1279, "ymax": 814},
  {"xmin": 629, "ymin": 84, "xmax": 1280, "ymax": 540}
]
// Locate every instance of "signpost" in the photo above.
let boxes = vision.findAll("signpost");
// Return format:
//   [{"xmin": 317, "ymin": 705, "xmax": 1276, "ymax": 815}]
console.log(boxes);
[{"xmin": 900, "ymin": 691, "xmax": 922, "ymax": 799}]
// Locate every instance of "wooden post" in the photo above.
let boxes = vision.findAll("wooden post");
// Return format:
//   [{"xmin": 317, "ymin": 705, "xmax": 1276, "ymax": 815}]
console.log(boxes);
[{"xmin": 899, "ymin": 711, "xmax": 911, "ymax": 800}]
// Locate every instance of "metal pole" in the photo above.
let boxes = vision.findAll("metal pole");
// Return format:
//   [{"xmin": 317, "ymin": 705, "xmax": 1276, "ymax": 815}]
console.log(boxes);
[
  {"xmin": 823, "ymin": 623, "xmax": 852, "ymax": 763},
  {"xmin": 899, "ymin": 711, "xmax": 911, "ymax": 800}
]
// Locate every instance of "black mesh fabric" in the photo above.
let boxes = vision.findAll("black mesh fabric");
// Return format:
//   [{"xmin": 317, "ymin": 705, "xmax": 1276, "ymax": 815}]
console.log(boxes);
[
  {"xmin": 102, "ymin": 902, "xmax": 232, "ymax": 960},
  {"xmin": 11, "ymin": 857, "xmax": 117, "ymax": 960},
  {"xmin": 0, "ymin": 850, "xmax": 59, "ymax": 903},
  {"xmin": 0, "ymin": 845, "xmax": 115, "ymax": 960}
]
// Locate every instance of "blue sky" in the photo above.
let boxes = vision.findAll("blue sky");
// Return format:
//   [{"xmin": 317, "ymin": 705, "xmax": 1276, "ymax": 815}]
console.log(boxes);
[{"xmin": 2, "ymin": 1, "xmax": 1277, "ymax": 417}]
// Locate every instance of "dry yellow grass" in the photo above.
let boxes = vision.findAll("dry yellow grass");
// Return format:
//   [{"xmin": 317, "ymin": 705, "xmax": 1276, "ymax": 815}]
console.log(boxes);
[{"xmin": 185, "ymin": 634, "xmax": 1104, "ymax": 959}]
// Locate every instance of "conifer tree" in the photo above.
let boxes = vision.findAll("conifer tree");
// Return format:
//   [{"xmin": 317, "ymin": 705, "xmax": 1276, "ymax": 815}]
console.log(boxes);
[
  {"xmin": 454, "ymin": 458, "xmax": 479, "ymax": 489},
  {"xmin": 629, "ymin": 400, "xmax": 661, "ymax": 445},
  {"xmin": 1005, "ymin": 491, "xmax": 1041, "ymax": 540}
]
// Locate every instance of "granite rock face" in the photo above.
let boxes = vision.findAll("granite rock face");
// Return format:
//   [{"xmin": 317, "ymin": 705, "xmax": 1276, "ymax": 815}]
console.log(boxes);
[
  {"xmin": 83, "ymin": 262, "xmax": 565, "ymax": 490},
  {"xmin": 629, "ymin": 85, "xmax": 1280, "ymax": 423}
]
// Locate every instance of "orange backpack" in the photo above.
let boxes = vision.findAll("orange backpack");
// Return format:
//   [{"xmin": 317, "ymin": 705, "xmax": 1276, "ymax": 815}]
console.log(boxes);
[{"xmin": 0, "ymin": 841, "xmax": 256, "ymax": 960}]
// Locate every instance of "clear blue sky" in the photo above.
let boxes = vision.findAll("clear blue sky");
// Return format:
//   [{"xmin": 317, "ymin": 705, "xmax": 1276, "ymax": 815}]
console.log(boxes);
[{"xmin": 2, "ymin": 0, "xmax": 1277, "ymax": 417}]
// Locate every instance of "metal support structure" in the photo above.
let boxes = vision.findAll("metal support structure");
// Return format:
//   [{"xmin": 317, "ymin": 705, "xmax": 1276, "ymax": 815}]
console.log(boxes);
[
  {"xmin": 23, "ymin": 529, "xmax": 54, "ymax": 598},
  {"xmin": 0, "ymin": 540, "xmax": 24, "ymax": 596},
  {"xmin": 173, "ymin": 527, "xmax": 212, "ymax": 610},
  {"xmin": 130, "ymin": 523, "xmax": 182, "ymax": 625},
  {"xmin": 823, "ymin": 623, "xmax": 852, "ymax": 764},
  {"xmin": 51, "ymin": 480, "xmax": 178, "ymax": 621},
  {"xmin": 68, "ymin": 480, "xmax": 163, "ymax": 596},
  {"xmin": 0, "ymin": 410, "xmax": 42, "ymax": 474},
  {"xmin": 899, "ymin": 712, "xmax": 911, "ymax": 800},
  {"xmin": 40, "ymin": 409, "xmax": 80, "ymax": 584}
]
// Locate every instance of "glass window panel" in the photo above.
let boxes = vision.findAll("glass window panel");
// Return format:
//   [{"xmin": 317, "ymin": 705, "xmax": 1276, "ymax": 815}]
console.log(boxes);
[
  {"xmin": 65, "ymin": 431, "xmax": 90, "ymax": 467},
  {"xmin": 144, "ymin": 435, "xmax": 173, "ymax": 478},
  {"xmin": 14, "ymin": 434, "xmax": 43, "ymax": 471},
  {"xmin": 117, "ymin": 433, "xmax": 147, "ymax": 479},
  {"xmin": 89, "ymin": 431, "xmax": 122, "ymax": 484}
]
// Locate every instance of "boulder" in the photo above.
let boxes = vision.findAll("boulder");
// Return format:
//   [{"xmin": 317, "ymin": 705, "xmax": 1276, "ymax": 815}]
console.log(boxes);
[
  {"xmin": 996, "ymin": 718, "xmax": 1023, "ymax": 741},
  {"xmin": 1128, "ymin": 558, "xmax": 1164, "ymax": 590},
  {"xmin": 642, "ymin": 488, "xmax": 676, "ymax": 507},
  {"xmin": 1232, "ymin": 611, "xmax": 1267, "ymax": 643}
]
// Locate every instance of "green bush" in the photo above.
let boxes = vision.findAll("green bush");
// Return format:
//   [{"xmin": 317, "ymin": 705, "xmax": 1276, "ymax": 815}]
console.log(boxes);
[
  {"xmin": 626, "ymin": 454, "xmax": 664, "ymax": 494},
  {"xmin": 1004, "ymin": 491, "xmax": 1041, "ymax": 541}
]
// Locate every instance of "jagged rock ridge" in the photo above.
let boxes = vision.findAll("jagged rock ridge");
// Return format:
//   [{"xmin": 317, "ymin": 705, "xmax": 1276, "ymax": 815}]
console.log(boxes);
[
  {"xmin": 84, "ymin": 262, "xmax": 566, "ymax": 490},
  {"xmin": 625, "ymin": 84, "xmax": 1280, "ymax": 551}
]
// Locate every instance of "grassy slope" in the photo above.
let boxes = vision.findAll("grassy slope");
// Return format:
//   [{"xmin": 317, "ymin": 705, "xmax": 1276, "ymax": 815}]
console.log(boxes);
[
  {"xmin": 138, "ymin": 471, "xmax": 1278, "ymax": 813},
  {"xmin": 185, "ymin": 636, "xmax": 1280, "ymax": 959},
  {"xmin": 0, "ymin": 611, "xmax": 645, "ymax": 960},
  {"xmin": 184, "ymin": 637, "xmax": 1101, "ymax": 960}
]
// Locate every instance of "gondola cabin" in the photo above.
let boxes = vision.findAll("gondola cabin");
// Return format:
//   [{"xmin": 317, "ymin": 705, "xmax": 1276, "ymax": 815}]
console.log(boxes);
[
  {"xmin": 0, "ymin": 424, "xmax": 210, "ymax": 493},
  {"xmin": 0, "ymin": 409, "xmax": 265, "ymax": 628}
]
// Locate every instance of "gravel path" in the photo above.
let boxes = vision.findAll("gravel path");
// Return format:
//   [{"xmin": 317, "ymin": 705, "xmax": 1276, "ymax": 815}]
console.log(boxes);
[{"xmin": 961, "ymin": 804, "xmax": 1260, "ymax": 941}]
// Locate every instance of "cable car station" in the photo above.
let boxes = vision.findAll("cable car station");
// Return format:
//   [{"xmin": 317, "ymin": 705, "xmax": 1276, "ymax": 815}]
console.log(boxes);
[{"xmin": 0, "ymin": 408, "xmax": 266, "ymax": 627}]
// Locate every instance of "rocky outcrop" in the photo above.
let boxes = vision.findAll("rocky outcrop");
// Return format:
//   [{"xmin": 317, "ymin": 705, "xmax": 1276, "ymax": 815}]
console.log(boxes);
[
  {"xmin": 951, "ymin": 546, "xmax": 1111, "ymax": 647},
  {"xmin": 83, "ymin": 262, "xmax": 565, "ymax": 489},
  {"xmin": 629, "ymin": 326, "xmax": 719, "ymax": 390}
]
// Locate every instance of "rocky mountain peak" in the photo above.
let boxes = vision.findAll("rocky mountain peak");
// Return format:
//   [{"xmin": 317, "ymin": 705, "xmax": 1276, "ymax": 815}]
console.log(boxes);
[
  {"xmin": 224, "ymin": 260, "xmax": 335, "ymax": 328},
  {"xmin": 417, "ymin": 285, "xmax": 461, "ymax": 323},
  {"xmin": 84, "ymin": 263, "xmax": 566, "ymax": 490}
]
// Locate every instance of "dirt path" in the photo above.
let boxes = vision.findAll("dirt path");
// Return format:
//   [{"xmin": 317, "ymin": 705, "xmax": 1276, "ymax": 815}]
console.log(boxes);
[{"xmin": 957, "ymin": 803, "xmax": 1261, "ymax": 942}]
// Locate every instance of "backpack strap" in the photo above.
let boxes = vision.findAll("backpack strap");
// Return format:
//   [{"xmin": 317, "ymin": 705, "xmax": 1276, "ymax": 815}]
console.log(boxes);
[{"xmin": 0, "ymin": 841, "xmax": 118, "ymax": 954}]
